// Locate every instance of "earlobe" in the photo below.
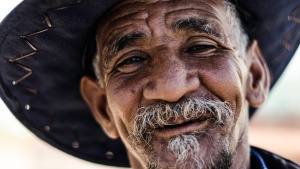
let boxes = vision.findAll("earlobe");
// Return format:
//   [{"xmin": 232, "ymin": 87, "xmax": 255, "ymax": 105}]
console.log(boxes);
[
  {"xmin": 80, "ymin": 76, "xmax": 119, "ymax": 139},
  {"xmin": 246, "ymin": 40, "xmax": 270, "ymax": 107}
]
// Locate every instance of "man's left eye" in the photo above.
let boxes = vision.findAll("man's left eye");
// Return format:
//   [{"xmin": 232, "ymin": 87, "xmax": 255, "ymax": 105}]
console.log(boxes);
[{"xmin": 186, "ymin": 44, "xmax": 217, "ymax": 54}]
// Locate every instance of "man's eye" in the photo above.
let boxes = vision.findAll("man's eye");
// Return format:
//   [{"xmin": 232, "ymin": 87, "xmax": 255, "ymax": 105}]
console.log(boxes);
[
  {"xmin": 115, "ymin": 56, "xmax": 146, "ymax": 73},
  {"xmin": 121, "ymin": 57, "xmax": 143, "ymax": 65},
  {"xmin": 186, "ymin": 44, "xmax": 216, "ymax": 54}
]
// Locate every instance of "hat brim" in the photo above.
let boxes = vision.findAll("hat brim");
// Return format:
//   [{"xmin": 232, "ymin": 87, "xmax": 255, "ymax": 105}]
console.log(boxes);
[{"xmin": 0, "ymin": 0, "xmax": 299, "ymax": 167}]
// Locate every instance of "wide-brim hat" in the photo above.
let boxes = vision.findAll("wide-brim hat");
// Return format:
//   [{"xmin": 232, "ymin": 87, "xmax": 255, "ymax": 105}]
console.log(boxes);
[{"xmin": 0, "ymin": 0, "xmax": 299, "ymax": 167}]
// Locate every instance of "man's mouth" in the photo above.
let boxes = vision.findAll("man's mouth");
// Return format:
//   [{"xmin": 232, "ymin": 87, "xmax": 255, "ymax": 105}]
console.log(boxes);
[{"xmin": 153, "ymin": 116, "xmax": 214, "ymax": 140}]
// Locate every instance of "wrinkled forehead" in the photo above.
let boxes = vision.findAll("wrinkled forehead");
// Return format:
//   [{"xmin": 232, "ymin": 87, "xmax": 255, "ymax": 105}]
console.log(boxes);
[
  {"xmin": 97, "ymin": 0, "xmax": 228, "ymax": 37},
  {"xmin": 107, "ymin": 0, "xmax": 226, "ymax": 16}
]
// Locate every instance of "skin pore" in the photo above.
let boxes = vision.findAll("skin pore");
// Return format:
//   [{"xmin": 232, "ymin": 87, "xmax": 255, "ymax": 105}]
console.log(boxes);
[{"xmin": 80, "ymin": 0, "xmax": 270, "ymax": 168}]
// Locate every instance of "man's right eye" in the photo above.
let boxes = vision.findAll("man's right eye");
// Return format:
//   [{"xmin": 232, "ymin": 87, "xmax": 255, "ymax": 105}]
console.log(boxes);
[
  {"xmin": 115, "ymin": 55, "xmax": 146, "ymax": 73},
  {"xmin": 119, "ymin": 57, "xmax": 144, "ymax": 66}
]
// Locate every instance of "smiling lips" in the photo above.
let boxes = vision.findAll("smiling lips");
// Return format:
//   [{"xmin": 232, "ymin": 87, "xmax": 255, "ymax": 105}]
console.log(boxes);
[{"xmin": 153, "ymin": 116, "xmax": 215, "ymax": 140}]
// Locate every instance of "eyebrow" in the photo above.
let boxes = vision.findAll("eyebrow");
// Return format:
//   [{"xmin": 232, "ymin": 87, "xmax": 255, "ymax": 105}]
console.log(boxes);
[
  {"xmin": 103, "ymin": 18, "xmax": 223, "ymax": 65},
  {"xmin": 171, "ymin": 18, "xmax": 223, "ymax": 39},
  {"xmin": 104, "ymin": 32, "xmax": 145, "ymax": 64}
]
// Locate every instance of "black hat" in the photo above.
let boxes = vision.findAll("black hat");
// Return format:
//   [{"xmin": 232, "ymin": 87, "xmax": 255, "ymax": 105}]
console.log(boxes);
[{"xmin": 0, "ymin": 0, "xmax": 299, "ymax": 167}]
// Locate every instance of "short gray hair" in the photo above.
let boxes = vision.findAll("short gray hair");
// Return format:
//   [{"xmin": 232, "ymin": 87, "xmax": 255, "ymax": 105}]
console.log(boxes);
[{"xmin": 224, "ymin": 0, "xmax": 249, "ymax": 58}]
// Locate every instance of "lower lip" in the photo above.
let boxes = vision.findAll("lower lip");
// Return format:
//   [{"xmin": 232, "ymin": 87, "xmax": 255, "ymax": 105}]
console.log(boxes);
[{"xmin": 153, "ymin": 118, "xmax": 213, "ymax": 140}]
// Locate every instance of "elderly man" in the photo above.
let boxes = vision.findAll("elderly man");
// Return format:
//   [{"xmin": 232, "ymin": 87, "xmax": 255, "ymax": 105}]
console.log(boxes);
[
  {"xmin": 0, "ymin": 0, "xmax": 300, "ymax": 169},
  {"xmin": 81, "ymin": 0, "xmax": 267, "ymax": 168}
]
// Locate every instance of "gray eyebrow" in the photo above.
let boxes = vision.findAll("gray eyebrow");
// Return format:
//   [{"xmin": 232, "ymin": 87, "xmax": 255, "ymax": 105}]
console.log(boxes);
[
  {"xmin": 104, "ymin": 32, "xmax": 145, "ymax": 64},
  {"xmin": 171, "ymin": 18, "xmax": 223, "ymax": 39}
]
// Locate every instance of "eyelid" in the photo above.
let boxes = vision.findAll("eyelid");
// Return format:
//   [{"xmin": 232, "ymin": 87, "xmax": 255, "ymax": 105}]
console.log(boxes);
[
  {"xmin": 115, "ymin": 51, "xmax": 147, "ymax": 67},
  {"xmin": 189, "ymin": 33, "xmax": 233, "ymax": 47},
  {"xmin": 188, "ymin": 35, "xmax": 237, "ymax": 53},
  {"xmin": 187, "ymin": 36, "xmax": 219, "ymax": 45},
  {"xmin": 184, "ymin": 37, "xmax": 218, "ymax": 51},
  {"xmin": 183, "ymin": 37, "xmax": 221, "ymax": 56}
]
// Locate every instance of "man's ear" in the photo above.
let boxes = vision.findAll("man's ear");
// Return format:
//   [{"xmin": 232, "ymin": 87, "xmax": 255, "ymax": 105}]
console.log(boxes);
[
  {"xmin": 80, "ymin": 76, "xmax": 119, "ymax": 139},
  {"xmin": 246, "ymin": 40, "xmax": 270, "ymax": 108}
]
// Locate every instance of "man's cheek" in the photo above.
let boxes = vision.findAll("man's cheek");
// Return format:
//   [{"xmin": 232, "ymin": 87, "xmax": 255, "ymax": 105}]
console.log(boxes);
[
  {"xmin": 107, "ymin": 83, "xmax": 137, "ymax": 115},
  {"xmin": 200, "ymin": 66, "xmax": 243, "ymax": 117}
]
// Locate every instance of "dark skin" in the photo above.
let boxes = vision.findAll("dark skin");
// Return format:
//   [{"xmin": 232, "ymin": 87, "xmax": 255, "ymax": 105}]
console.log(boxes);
[{"xmin": 80, "ymin": 0, "xmax": 270, "ymax": 168}]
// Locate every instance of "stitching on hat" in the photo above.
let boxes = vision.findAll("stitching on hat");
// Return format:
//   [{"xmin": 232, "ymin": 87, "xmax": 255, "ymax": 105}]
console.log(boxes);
[
  {"xmin": 7, "ymin": 1, "xmax": 87, "ymax": 152},
  {"xmin": 9, "ymin": 34, "xmax": 40, "ymax": 62},
  {"xmin": 271, "ymin": 2, "xmax": 300, "ymax": 83},
  {"xmin": 288, "ymin": 3, "xmax": 300, "ymax": 24},
  {"xmin": 282, "ymin": 3, "xmax": 300, "ymax": 51},
  {"xmin": 6, "ymin": 0, "xmax": 88, "ymax": 153},
  {"xmin": 8, "ymin": 0, "xmax": 82, "ymax": 112},
  {"xmin": 281, "ymin": 27, "xmax": 298, "ymax": 52},
  {"xmin": 10, "ymin": 62, "xmax": 33, "ymax": 85}
]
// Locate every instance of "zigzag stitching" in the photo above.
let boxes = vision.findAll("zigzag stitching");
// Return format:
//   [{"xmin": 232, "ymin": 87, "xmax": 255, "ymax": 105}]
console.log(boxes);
[
  {"xmin": 288, "ymin": 2, "xmax": 300, "ymax": 24},
  {"xmin": 281, "ymin": 26, "xmax": 298, "ymax": 52},
  {"xmin": 9, "ymin": 0, "xmax": 82, "ymax": 111},
  {"xmin": 11, "ymin": 62, "xmax": 32, "ymax": 85},
  {"xmin": 282, "ymin": 3, "xmax": 300, "ymax": 51}
]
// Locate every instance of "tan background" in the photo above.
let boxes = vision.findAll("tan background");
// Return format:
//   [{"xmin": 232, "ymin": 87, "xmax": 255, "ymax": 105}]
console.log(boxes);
[{"xmin": 1, "ymin": 1, "xmax": 300, "ymax": 168}]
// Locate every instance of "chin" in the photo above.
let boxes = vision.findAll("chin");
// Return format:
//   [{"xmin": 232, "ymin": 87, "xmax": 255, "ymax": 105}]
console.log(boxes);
[{"xmin": 142, "ymin": 128, "xmax": 233, "ymax": 169}]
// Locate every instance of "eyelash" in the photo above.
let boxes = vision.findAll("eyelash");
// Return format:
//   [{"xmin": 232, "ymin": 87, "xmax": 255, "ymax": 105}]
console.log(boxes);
[
  {"xmin": 185, "ymin": 44, "xmax": 218, "ymax": 54},
  {"xmin": 116, "ymin": 56, "xmax": 145, "ymax": 68}
]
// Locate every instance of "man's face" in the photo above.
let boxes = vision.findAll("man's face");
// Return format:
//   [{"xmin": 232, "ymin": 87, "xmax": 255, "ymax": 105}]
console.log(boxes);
[{"xmin": 95, "ymin": 0, "xmax": 252, "ymax": 168}]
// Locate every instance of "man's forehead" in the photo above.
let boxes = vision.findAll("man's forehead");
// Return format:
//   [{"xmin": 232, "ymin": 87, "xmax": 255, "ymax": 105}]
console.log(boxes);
[
  {"xmin": 113, "ymin": 0, "xmax": 226, "ymax": 7},
  {"xmin": 98, "ymin": 0, "xmax": 228, "ymax": 40},
  {"xmin": 96, "ymin": 0, "xmax": 233, "ymax": 66},
  {"xmin": 99, "ymin": 0, "xmax": 227, "ymax": 27}
]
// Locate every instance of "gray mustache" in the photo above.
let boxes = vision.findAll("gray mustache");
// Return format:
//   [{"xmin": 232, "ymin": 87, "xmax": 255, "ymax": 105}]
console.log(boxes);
[{"xmin": 133, "ymin": 98, "xmax": 234, "ymax": 138}]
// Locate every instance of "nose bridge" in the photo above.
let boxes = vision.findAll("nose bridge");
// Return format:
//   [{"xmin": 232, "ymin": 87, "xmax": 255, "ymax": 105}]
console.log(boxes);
[{"xmin": 143, "ymin": 50, "xmax": 200, "ymax": 102}]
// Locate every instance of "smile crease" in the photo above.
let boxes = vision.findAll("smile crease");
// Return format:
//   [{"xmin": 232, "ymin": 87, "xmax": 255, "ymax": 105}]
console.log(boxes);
[{"xmin": 156, "ymin": 116, "xmax": 214, "ymax": 130}]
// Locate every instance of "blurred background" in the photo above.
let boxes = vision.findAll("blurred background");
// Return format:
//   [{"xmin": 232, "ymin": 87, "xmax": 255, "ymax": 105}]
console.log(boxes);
[{"xmin": 0, "ymin": 1, "xmax": 300, "ymax": 169}]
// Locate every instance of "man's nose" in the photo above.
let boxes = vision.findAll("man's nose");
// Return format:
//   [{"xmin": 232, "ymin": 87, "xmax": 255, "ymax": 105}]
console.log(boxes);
[{"xmin": 143, "ymin": 59, "xmax": 200, "ymax": 102}]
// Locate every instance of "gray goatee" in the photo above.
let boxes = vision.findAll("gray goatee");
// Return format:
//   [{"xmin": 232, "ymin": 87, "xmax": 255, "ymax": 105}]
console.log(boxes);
[{"xmin": 130, "ymin": 98, "xmax": 234, "ymax": 169}]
